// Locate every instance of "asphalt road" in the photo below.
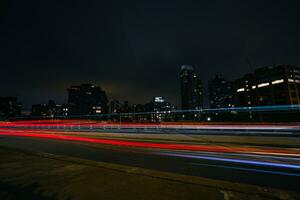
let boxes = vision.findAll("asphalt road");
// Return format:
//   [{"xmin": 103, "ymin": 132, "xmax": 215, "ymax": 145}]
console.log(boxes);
[{"xmin": 0, "ymin": 135, "xmax": 299, "ymax": 192}]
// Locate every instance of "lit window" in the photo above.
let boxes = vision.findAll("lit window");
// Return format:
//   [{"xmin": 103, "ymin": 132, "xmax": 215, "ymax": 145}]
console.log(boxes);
[
  {"xmin": 288, "ymin": 79, "xmax": 295, "ymax": 82},
  {"xmin": 252, "ymin": 86, "xmax": 256, "ymax": 89},
  {"xmin": 272, "ymin": 79, "xmax": 284, "ymax": 85},
  {"xmin": 257, "ymin": 82, "xmax": 269, "ymax": 88},
  {"xmin": 237, "ymin": 88, "xmax": 245, "ymax": 92}
]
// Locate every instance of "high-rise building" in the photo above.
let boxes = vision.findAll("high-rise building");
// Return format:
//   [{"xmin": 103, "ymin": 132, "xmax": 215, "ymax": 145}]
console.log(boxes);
[
  {"xmin": 144, "ymin": 97, "xmax": 172, "ymax": 112},
  {"xmin": 68, "ymin": 84, "xmax": 108, "ymax": 115},
  {"xmin": 180, "ymin": 65, "xmax": 203, "ymax": 110},
  {"xmin": 0, "ymin": 97, "xmax": 22, "ymax": 118},
  {"xmin": 234, "ymin": 65, "xmax": 300, "ymax": 106},
  {"xmin": 234, "ymin": 73, "xmax": 258, "ymax": 107},
  {"xmin": 208, "ymin": 75, "xmax": 234, "ymax": 108},
  {"xmin": 143, "ymin": 97, "xmax": 173, "ymax": 122}
]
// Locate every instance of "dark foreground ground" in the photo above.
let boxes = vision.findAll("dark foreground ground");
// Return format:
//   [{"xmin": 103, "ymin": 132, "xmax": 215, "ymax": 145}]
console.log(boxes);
[{"xmin": 0, "ymin": 135, "xmax": 299, "ymax": 200}]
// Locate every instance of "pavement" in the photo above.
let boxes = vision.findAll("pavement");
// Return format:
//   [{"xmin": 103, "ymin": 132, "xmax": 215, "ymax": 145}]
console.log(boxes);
[{"xmin": 0, "ymin": 145, "xmax": 299, "ymax": 200}]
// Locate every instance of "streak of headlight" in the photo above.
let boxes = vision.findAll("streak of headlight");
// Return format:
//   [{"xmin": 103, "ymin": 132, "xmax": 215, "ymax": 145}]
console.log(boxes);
[
  {"xmin": 161, "ymin": 153, "xmax": 300, "ymax": 170},
  {"xmin": 189, "ymin": 163, "xmax": 300, "ymax": 177},
  {"xmin": 0, "ymin": 130, "xmax": 299, "ymax": 157}
]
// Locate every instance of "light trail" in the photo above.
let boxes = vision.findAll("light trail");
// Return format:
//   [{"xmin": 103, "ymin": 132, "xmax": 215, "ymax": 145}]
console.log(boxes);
[
  {"xmin": 0, "ymin": 130, "xmax": 239, "ymax": 152},
  {"xmin": 1, "ymin": 119, "xmax": 300, "ymax": 132},
  {"xmin": 162, "ymin": 153, "xmax": 300, "ymax": 170},
  {"xmin": 189, "ymin": 163, "xmax": 300, "ymax": 177},
  {"xmin": 1, "ymin": 127, "xmax": 300, "ymax": 179},
  {"xmin": 0, "ymin": 129, "xmax": 299, "ymax": 157},
  {"xmin": 11, "ymin": 104, "xmax": 300, "ymax": 120}
]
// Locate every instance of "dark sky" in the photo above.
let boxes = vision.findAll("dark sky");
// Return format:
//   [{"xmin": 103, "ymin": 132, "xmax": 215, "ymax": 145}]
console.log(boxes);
[{"xmin": 1, "ymin": 0, "xmax": 300, "ymax": 110}]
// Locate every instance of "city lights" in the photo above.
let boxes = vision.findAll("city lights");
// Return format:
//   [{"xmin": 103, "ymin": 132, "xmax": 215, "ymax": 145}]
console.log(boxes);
[
  {"xmin": 257, "ymin": 82, "xmax": 270, "ymax": 88},
  {"xmin": 272, "ymin": 79, "xmax": 284, "ymax": 85},
  {"xmin": 2, "ymin": 1, "xmax": 300, "ymax": 198}
]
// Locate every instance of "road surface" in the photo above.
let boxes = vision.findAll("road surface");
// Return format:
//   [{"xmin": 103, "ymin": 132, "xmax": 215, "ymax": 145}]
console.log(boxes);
[{"xmin": 0, "ymin": 131, "xmax": 299, "ymax": 192}]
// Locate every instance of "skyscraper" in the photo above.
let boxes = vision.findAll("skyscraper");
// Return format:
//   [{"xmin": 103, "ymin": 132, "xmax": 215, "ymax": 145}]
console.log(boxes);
[
  {"xmin": 234, "ymin": 73, "xmax": 255, "ymax": 107},
  {"xmin": 143, "ymin": 97, "xmax": 172, "ymax": 122},
  {"xmin": 143, "ymin": 97, "xmax": 172, "ymax": 113},
  {"xmin": 180, "ymin": 65, "xmax": 203, "ymax": 110},
  {"xmin": 208, "ymin": 75, "xmax": 234, "ymax": 108},
  {"xmin": 68, "ymin": 84, "xmax": 108, "ymax": 115}
]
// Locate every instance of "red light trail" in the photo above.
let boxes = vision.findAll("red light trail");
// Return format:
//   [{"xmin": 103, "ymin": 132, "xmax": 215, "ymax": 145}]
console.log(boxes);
[
  {"xmin": 1, "ymin": 120, "xmax": 300, "ymax": 159},
  {"xmin": 0, "ymin": 128, "xmax": 299, "ymax": 157},
  {"xmin": 1, "ymin": 119, "xmax": 300, "ymax": 131}
]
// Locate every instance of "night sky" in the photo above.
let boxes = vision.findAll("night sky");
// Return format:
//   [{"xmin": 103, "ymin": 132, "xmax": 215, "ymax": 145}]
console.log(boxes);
[{"xmin": 2, "ymin": 0, "xmax": 300, "ymax": 110}]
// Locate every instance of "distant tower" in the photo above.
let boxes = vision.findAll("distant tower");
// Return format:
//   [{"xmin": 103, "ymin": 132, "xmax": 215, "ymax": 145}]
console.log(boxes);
[{"xmin": 180, "ymin": 65, "xmax": 203, "ymax": 110}]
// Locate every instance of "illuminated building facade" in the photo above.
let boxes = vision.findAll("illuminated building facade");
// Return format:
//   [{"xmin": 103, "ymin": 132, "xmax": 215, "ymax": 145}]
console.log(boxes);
[
  {"xmin": 144, "ymin": 97, "xmax": 172, "ymax": 122},
  {"xmin": 208, "ymin": 75, "xmax": 235, "ymax": 108},
  {"xmin": 152, "ymin": 97, "xmax": 172, "ymax": 112},
  {"xmin": 68, "ymin": 84, "xmax": 108, "ymax": 115},
  {"xmin": 234, "ymin": 65, "xmax": 300, "ymax": 106},
  {"xmin": 180, "ymin": 65, "xmax": 203, "ymax": 110}
]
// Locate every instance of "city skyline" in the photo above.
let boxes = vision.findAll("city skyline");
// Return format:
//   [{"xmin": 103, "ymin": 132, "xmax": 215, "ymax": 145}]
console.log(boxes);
[
  {"xmin": 2, "ymin": 1, "xmax": 300, "ymax": 109},
  {"xmin": 2, "ymin": 63, "xmax": 300, "ymax": 117},
  {"xmin": 2, "ymin": 63, "xmax": 300, "ymax": 112},
  {"xmin": 2, "ymin": 2, "xmax": 300, "ymax": 199}
]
